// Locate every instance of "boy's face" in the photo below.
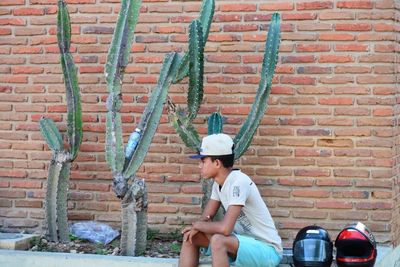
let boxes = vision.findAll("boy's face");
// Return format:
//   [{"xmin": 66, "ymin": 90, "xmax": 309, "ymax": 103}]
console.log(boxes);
[{"xmin": 199, "ymin": 157, "xmax": 218, "ymax": 179}]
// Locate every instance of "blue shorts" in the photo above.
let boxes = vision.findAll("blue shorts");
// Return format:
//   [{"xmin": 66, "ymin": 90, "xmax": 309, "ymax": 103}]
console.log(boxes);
[{"xmin": 203, "ymin": 234, "xmax": 282, "ymax": 267}]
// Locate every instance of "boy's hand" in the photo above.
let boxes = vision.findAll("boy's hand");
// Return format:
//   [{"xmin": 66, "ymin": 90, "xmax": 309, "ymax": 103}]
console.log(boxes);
[{"xmin": 181, "ymin": 226, "xmax": 199, "ymax": 244}]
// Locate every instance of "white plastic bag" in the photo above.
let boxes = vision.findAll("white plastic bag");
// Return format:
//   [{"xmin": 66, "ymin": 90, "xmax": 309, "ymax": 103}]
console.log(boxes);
[{"xmin": 70, "ymin": 221, "xmax": 119, "ymax": 244}]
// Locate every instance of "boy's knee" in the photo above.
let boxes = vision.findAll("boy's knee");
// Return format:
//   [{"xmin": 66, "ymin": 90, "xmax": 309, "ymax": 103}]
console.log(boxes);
[{"xmin": 210, "ymin": 234, "xmax": 227, "ymax": 250}]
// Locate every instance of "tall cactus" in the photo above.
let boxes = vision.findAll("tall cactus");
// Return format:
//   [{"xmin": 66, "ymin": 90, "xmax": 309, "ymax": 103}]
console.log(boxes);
[
  {"xmin": 105, "ymin": 0, "xmax": 208, "ymax": 256},
  {"xmin": 167, "ymin": 0, "xmax": 215, "ymax": 151},
  {"xmin": 169, "ymin": 13, "xmax": 281, "ymax": 209},
  {"xmin": 39, "ymin": 0, "xmax": 82, "ymax": 243},
  {"xmin": 170, "ymin": 13, "xmax": 281, "ymax": 158},
  {"xmin": 233, "ymin": 13, "xmax": 281, "ymax": 159}
]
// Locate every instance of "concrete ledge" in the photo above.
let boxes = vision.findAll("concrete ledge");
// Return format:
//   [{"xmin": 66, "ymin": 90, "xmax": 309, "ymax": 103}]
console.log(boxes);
[
  {"xmin": 0, "ymin": 249, "xmax": 292, "ymax": 267},
  {"xmin": 0, "ymin": 245, "xmax": 392, "ymax": 267},
  {"xmin": 0, "ymin": 233, "xmax": 39, "ymax": 250},
  {"xmin": 0, "ymin": 250, "xmax": 179, "ymax": 267}
]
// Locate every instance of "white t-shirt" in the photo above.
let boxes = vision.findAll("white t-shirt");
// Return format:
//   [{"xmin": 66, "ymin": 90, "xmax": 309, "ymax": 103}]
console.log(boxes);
[{"xmin": 210, "ymin": 169, "xmax": 283, "ymax": 253}]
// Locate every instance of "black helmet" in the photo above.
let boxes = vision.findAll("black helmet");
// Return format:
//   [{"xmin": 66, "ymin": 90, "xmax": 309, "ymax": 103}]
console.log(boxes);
[
  {"xmin": 293, "ymin": 225, "xmax": 333, "ymax": 267},
  {"xmin": 335, "ymin": 222, "xmax": 377, "ymax": 267}
]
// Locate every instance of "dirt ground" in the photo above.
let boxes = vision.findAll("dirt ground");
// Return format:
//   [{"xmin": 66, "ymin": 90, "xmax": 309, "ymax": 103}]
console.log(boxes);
[{"xmin": 29, "ymin": 230, "xmax": 182, "ymax": 258}]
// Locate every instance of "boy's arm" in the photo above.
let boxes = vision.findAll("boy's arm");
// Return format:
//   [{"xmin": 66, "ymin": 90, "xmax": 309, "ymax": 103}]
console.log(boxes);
[
  {"xmin": 192, "ymin": 204, "xmax": 242, "ymax": 236},
  {"xmin": 200, "ymin": 199, "xmax": 221, "ymax": 221}
]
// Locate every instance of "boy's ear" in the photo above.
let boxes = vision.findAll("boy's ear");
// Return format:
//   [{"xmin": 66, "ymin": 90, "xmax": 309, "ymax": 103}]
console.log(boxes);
[{"xmin": 215, "ymin": 159, "xmax": 222, "ymax": 168}]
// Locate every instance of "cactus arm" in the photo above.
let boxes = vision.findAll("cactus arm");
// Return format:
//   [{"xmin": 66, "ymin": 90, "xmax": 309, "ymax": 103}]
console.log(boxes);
[
  {"xmin": 39, "ymin": 117, "xmax": 64, "ymax": 152},
  {"xmin": 207, "ymin": 112, "xmax": 223, "ymax": 135},
  {"xmin": 105, "ymin": 0, "xmax": 141, "ymax": 173},
  {"xmin": 57, "ymin": 0, "xmax": 82, "ymax": 160},
  {"xmin": 187, "ymin": 20, "xmax": 204, "ymax": 122},
  {"xmin": 233, "ymin": 13, "xmax": 281, "ymax": 159},
  {"xmin": 123, "ymin": 52, "xmax": 181, "ymax": 178},
  {"xmin": 57, "ymin": 0, "xmax": 71, "ymax": 54},
  {"xmin": 171, "ymin": 112, "xmax": 201, "ymax": 151},
  {"xmin": 168, "ymin": 99, "xmax": 201, "ymax": 151},
  {"xmin": 56, "ymin": 160, "xmax": 71, "ymax": 243},
  {"xmin": 45, "ymin": 156, "xmax": 62, "ymax": 242},
  {"xmin": 173, "ymin": 0, "xmax": 214, "ymax": 83},
  {"xmin": 106, "ymin": 94, "xmax": 125, "ymax": 173},
  {"xmin": 105, "ymin": 0, "xmax": 142, "ymax": 94},
  {"xmin": 61, "ymin": 52, "xmax": 82, "ymax": 160}
]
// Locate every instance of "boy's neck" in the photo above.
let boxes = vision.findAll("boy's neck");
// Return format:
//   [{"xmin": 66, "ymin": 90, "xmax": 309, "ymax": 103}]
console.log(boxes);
[{"xmin": 214, "ymin": 167, "xmax": 233, "ymax": 186}]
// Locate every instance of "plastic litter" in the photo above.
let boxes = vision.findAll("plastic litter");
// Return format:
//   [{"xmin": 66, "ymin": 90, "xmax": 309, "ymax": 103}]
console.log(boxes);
[{"xmin": 70, "ymin": 221, "xmax": 119, "ymax": 244}]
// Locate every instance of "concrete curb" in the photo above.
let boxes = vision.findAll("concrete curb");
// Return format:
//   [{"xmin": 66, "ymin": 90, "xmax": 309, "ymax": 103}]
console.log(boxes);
[
  {"xmin": 0, "ymin": 249, "xmax": 292, "ymax": 267},
  {"xmin": 0, "ymin": 249, "xmax": 179, "ymax": 267}
]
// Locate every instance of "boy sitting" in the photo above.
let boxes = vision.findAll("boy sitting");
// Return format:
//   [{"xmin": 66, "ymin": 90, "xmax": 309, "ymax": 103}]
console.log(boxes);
[{"xmin": 179, "ymin": 133, "xmax": 282, "ymax": 267}]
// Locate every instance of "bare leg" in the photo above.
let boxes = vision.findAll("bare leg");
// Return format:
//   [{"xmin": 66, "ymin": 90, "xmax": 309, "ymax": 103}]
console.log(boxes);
[
  {"xmin": 179, "ymin": 231, "xmax": 210, "ymax": 267},
  {"xmin": 210, "ymin": 234, "xmax": 239, "ymax": 267}
]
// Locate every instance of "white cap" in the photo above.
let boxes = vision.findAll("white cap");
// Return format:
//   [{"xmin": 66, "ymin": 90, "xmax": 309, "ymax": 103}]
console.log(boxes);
[{"xmin": 190, "ymin": 133, "xmax": 234, "ymax": 159}]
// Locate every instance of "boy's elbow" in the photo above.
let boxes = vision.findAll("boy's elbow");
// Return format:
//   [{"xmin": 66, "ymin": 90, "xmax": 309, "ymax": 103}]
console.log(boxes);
[{"xmin": 220, "ymin": 225, "xmax": 233, "ymax": 236}]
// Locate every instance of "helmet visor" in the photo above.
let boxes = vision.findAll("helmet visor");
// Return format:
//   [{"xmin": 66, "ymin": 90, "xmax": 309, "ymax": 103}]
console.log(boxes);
[{"xmin": 294, "ymin": 239, "xmax": 331, "ymax": 261}]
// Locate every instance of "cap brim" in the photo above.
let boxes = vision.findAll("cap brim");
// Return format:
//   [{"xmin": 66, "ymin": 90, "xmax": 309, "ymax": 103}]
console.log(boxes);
[{"xmin": 189, "ymin": 154, "xmax": 207, "ymax": 159}]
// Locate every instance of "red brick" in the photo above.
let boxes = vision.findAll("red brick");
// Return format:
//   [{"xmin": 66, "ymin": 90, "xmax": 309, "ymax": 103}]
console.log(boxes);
[
  {"xmin": 316, "ymin": 200, "xmax": 353, "ymax": 209},
  {"xmin": 220, "ymin": 4, "xmax": 257, "ymax": 12},
  {"xmin": 296, "ymin": 44, "xmax": 330, "ymax": 52},
  {"xmin": 296, "ymin": 169, "xmax": 331, "ymax": 179},
  {"xmin": 337, "ymin": 1, "xmax": 373, "ymax": 9},
  {"xmin": 282, "ymin": 13, "xmax": 317, "ymax": 20},
  {"xmin": 293, "ymin": 210, "xmax": 328, "ymax": 219},
  {"xmin": 319, "ymin": 33, "xmax": 355, "ymax": 41},
  {"xmin": 1, "ymin": 0, "xmax": 25, "ymax": 4},
  {"xmin": 319, "ymin": 11, "xmax": 354, "ymax": 20},
  {"xmin": 0, "ymin": 18, "xmax": 26, "ymax": 25},
  {"xmin": 319, "ymin": 55, "xmax": 354, "ymax": 63},
  {"xmin": 297, "ymin": 1, "xmax": 333, "ymax": 10},
  {"xmin": 335, "ymin": 23, "xmax": 372, "ymax": 31}
]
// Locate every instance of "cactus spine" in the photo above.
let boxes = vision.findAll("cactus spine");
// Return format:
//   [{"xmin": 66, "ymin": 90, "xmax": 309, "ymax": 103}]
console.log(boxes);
[{"xmin": 39, "ymin": 0, "xmax": 82, "ymax": 243}]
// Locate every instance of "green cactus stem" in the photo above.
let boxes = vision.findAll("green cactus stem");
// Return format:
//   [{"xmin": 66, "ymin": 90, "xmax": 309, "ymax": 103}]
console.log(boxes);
[
  {"xmin": 105, "ymin": 0, "xmax": 142, "ymax": 176},
  {"xmin": 105, "ymin": 0, "xmax": 142, "ymax": 93},
  {"xmin": 233, "ymin": 13, "xmax": 281, "ymax": 159},
  {"xmin": 106, "ymin": 109, "xmax": 125, "ymax": 174},
  {"xmin": 174, "ymin": 0, "xmax": 214, "ymax": 83},
  {"xmin": 207, "ymin": 112, "xmax": 223, "ymax": 135},
  {"xmin": 56, "ymin": 160, "xmax": 71, "ymax": 242},
  {"xmin": 57, "ymin": 0, "xmax": 82, "ymax": 160},
  {"xmin": 187, "ymin": 20, "xmax": 204, "ymax": 122},
  {"xmin": 39, "ymin": 118, "xmax": 64, "ymax": 152},
  {"xmin": 41, "ymin": 0, "xmax": 83, "ymax": 243},
  {"xmin": 123, "ymin": 52, "xmax": 181, "ymax": 179},
  {"xmin": 45, "ymin": 158, "xmax": 62, "ymax": 242},
  {"xmin": 168, "ymin": 98, "xmax": 201, "ymax": 151}
]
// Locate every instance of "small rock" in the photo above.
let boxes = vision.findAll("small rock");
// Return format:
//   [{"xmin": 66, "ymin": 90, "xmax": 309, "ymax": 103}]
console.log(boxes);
[
  {"xmin": 41, "ymin": 239, "xmax": 48, "ymax": 244},
  {"xmin": 70, "ymin": 250, "xmax": 77, "ymax": 254}
]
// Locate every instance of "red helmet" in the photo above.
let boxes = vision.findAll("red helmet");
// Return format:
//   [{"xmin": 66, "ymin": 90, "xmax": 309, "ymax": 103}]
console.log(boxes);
[{"xmin": 335, "ymin": 222, "xmax": 377, "ymax": 267}]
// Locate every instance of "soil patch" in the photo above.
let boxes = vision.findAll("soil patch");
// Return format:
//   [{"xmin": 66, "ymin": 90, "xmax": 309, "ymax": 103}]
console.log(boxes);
[{"xmin": 29, "ymin": 230, "xmax": 182, "ymax": 258}]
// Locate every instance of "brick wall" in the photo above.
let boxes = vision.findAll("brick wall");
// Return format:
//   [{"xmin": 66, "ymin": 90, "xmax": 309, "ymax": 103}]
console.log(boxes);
[
  {"xmin": 393, "ymin": 1, "xmax": 400, "ymax": 247},
  {"xmin": 0, "ymin": 0, "xmax": 398, "ymax": 247}
]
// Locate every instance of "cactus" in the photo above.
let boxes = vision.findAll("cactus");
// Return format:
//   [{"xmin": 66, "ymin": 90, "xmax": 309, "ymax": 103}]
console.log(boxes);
[
  {"xmin": 167, "ymin": 0, "xmax": 215, "ymax": 150},
  {"xmin": 233, "ymin": 13, "xmax": 281, "ymax": 159},
  {"xmin": 171, "ymin": 12, "xmax": 281, "ymax": 159},
  {"xmin": 104, "ymin": 0, "xmax": 214, "ymax": 256},
  {"xmin": 170, "ymin": 12, "xmax": 281, "ymax": 210},
  {"xmin": 208, "ymin": 112, "xmax": 223, "ymax": 135},
  {"xmin": 39, "ymin": 0, "xmax": 82, "ymax": 243}
]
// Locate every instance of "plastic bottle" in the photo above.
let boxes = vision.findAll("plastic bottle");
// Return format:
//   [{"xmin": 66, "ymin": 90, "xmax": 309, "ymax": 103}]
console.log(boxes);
[{"xmin": 125, "ymin": 128, "xmax": 141, "ymax": 158}]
